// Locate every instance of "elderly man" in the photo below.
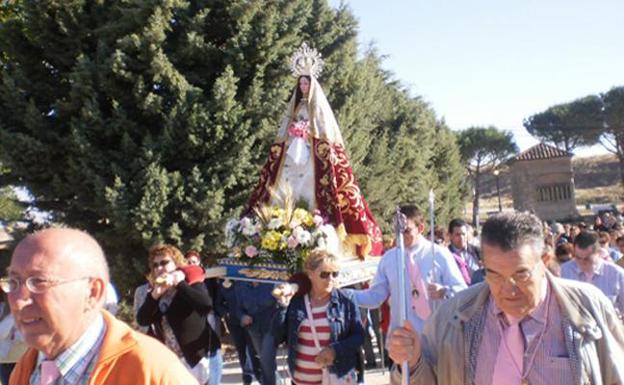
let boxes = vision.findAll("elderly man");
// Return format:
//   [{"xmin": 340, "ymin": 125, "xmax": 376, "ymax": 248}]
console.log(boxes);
[
  {"xmin": 351, "ymin": 205, "xmax": 466, "ymax": 336},
  {"xmin": 560, "ymin": 230, "xmax": 624, "ymax": 317},
  {"xmin": 1, "ymin": 228, "xmax": 198, "ymax": 385},
  {"xmin": 388, "ymin": 212, "xmax": 624, "ymax": 385}
]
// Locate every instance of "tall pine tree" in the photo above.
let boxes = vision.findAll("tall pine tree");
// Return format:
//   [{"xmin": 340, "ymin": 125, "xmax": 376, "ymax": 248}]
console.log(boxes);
[{"xmin": 0, "ymin": 0, "xmax": 466, "ymax": 295}]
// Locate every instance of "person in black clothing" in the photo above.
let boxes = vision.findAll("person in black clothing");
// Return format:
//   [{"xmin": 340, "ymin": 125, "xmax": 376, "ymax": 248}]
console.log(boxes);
[{"xmin": 137, "ymin": 244, "xmax": 221, "ymax": 385}]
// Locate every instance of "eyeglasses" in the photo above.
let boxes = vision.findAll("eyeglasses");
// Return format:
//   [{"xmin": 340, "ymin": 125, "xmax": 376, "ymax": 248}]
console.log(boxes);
[
  {"xmin": 319, "ymin": 271, "xmax": 339, "ymax": 279},
  {"xmin": 485, "ymin": 263, "xmax": 539, "ymax": 287},
  {"xmin": 0, "ymin": 276, "xmax": 90, "ymax": 294},
  {"xmin": 152, "ymin": 259, "xmax": 173, "ymax": 270}
]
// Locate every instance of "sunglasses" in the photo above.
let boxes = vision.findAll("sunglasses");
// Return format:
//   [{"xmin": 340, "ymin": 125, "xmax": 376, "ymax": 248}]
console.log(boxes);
[
  {"xmin": 319, "ymin": 271, "xmax": 339, "ymax": 279},
  {"xmin": 152, "ymin": 259, "xmax": 172, "ymax": 270}
]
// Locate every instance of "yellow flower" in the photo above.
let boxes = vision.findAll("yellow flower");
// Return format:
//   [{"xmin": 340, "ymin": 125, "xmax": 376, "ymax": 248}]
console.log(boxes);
[
  {"xmin": 271, "ymin": 207, "xmax": 286, "ymax": 219},
  {"xmin": 293, "ymin": 208, "xmax": 314, "ymax": 227},
  {"xmin": 261, "ymin": 230, "xmax": 282, "ymax": 251},
  {"xmin": 303, "ymin": 212, "xmax": 314, "ymax": 227}
]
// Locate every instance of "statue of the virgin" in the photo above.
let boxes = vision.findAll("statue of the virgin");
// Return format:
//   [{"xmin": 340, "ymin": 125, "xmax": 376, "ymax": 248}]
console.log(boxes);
[{"xmin": 247, "ymin": 43, "xmax": 383, "ymax": 258}]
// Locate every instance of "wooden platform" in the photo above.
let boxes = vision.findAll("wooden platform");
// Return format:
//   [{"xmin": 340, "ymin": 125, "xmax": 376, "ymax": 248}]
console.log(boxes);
[{"xmin": 216, "ymin": 257, "xmax": 380, "ymax": 287}]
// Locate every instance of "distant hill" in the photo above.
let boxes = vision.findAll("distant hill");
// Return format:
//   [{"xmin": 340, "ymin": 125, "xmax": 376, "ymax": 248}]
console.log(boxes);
[{"xmin": 573, "ymin": 154, "xmax": 620, "ymax": 189}]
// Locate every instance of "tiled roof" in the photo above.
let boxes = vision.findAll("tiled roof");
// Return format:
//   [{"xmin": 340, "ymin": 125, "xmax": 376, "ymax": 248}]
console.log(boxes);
[{"xmin": 514, "ymin": 142, "xmax": 572, "ymax": 161}]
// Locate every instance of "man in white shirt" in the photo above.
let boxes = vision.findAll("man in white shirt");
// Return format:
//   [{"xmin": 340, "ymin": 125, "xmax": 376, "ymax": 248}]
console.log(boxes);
[{"xmin": 350, "ymin": 205, "xmax": 467, "ymax": 336}]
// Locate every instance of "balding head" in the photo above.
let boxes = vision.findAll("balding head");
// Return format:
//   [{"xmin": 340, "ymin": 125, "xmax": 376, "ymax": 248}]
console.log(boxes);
[
  {"xmin": 7, "ymin": 227, "xmax": 109, "ymax": 358},
  {"xmin": 14, "ymin": 227, "xmax": 110, "ymax": 284}
]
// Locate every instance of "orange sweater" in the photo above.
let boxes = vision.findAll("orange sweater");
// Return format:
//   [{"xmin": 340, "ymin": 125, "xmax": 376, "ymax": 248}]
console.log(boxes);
[{"xmin": 10, "ymin": 310, "xmax": 198, "ymax": 385}]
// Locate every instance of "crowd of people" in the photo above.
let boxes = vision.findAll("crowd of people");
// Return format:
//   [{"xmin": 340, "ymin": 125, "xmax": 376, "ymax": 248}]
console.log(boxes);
[{"xmin": 0, "ymin": 209, "xmax": 623, "ymax": 385}]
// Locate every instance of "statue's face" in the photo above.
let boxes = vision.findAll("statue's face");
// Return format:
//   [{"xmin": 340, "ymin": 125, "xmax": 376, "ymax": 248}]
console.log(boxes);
[{"xmin": 299, "ymin": 77, "xmax": 310, "ymax": 96}]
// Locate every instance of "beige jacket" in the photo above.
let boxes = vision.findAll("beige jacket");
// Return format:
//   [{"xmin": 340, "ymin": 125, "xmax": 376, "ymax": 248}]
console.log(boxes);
[{"xmin": 391, "ymin": 274, "xmax": 624, "ymax": 385}]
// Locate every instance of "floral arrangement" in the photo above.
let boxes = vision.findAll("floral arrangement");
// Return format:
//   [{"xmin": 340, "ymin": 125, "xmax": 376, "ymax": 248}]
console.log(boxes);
[
  {"xmin": 287, "ymin": 120, "xmax": 310, "ymax": 140},
  {"xmin": 225, "ymin": 204, "xmax": 332, "ymax": 272}
]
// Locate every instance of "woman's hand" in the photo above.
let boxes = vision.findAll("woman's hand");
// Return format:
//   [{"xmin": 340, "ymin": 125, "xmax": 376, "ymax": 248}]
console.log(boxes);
[
  {"xmin": 150, "ymin": 271, "xmax": 184, "ymax": 299},
  {"xmin": 272, "ymin": 283, "xmax": 298, "ymax": 307},
  {"xmin": 315, "ymin": 347, "xmax": 335, "ymax": 367}
]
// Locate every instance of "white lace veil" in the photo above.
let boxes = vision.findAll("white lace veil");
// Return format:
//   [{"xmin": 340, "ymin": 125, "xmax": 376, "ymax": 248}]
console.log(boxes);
[{"xmin": 276, "ymin": 76, "xmax": 344, "ymax": 146}]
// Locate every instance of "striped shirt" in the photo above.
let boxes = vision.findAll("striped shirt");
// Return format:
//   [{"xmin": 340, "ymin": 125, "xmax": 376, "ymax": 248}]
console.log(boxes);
[
  {"xmin": 474, "ymin": 283, "xmax": 573, "ymax": 385},
  {"xmin": 293, "ymin": 302, "xmax": 329, "ymax": 385},
  {"xmin": 30, "ymin": 314, "xmax": 106, "ymax": 385},
  {"xmin": 560, "ymin": 259, "xmax": 624, "ymax": 315}
]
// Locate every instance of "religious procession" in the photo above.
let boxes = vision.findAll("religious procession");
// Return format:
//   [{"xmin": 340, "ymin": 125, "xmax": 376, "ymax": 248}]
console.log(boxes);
[{"xmin": 1, "ymin": 1, "xmax": 624, "ymax": 385}]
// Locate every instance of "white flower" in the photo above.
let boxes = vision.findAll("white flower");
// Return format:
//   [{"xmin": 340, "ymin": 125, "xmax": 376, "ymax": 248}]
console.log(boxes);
[
  {"xmin": 240, "ymin": 217, "xmax": 258, "ymax": 236},
  {"xmin": 268, "ymin": 218, "xmax": 283, "ymax": 230},
  {"xmin": 295, "ymin": 229, "xmax": 312, "ymax": 246},
  {"xmin": 225, "ymin": 218, "xmax": 239, "ymax": 234}
]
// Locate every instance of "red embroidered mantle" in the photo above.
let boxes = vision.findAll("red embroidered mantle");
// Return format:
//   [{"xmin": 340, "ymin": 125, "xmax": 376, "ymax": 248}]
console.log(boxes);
[{"xmin": 246, "ymin": 139, "xmax": 383, "ymax": 258}]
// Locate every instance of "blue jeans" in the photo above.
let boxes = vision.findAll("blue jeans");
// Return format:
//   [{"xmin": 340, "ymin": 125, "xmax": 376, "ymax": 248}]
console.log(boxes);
[
  {"xmin": 248, "ymin": 326, "xmax": 277, "ymax": 385},
  {"xmin": 228, "ymin": 318, "xmax": 262, "ymax": 384},
  {"xmin": 208, "ymin": 350, "xmax": 223, "ymax": 385}
]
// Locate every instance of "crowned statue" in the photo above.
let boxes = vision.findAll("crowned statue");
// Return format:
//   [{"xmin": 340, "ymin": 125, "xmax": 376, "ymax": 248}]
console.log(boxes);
[{"xmin": 246, "ymin": 43, "xmax": 383, "ymax": 259}]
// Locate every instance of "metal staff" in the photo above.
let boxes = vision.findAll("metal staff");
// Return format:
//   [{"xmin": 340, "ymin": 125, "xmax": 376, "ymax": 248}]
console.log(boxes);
[
  {"xmin": 393, "ymin": 206, "xmax": 409, "ymax": 385},
  {"xmin": 428, "ymin": 189, "xmax": 440, "ymax": 313}
]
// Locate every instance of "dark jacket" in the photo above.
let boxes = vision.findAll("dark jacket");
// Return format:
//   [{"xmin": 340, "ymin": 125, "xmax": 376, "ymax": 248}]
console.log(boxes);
[
  {"xmin": 238, "ymin": 281, "xmax": 279, "ymax": 332},
  {"xmin": 137, "ymin": 281, "xmax": 220, "ymax": 367},
  {"xmin": 273, "ymin": 288, "xmax": 364, "ymax": 378}
]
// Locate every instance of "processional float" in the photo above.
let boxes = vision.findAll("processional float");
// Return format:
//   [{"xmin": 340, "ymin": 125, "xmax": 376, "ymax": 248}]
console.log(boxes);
[{"xmin": 214, "ymin": 42, "xmax": 383, "ymax": 287}]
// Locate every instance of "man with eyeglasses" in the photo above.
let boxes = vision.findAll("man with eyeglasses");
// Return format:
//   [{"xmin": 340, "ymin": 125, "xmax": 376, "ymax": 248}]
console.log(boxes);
[
  {"xmin": 2, "ymin": 228, "xmax": 198, "ymax": 385},
  {"xmin": 387, "ymin": 212, "xmax": 624, "ymax": 385},
  {"xmin": 350, "ymin": 205, "xmax": 466, "ymax": 337},
  {"xmin": 560, "ymin": 230, "xmax": 624, "ymax": 317}
]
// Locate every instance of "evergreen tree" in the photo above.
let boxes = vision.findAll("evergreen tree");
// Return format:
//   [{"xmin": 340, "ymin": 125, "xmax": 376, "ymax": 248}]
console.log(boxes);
[{"xmin": 0, "ymin": 0, "xmax": 467, "ymax": 295}]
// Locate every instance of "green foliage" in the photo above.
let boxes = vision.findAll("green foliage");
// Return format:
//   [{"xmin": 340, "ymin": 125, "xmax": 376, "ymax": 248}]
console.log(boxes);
[
  {"xmin": 524, "ymin": 85, "xmax": 624, "ymax": 186},
  {"xmin": 0, "ymin": 187, "xmax": 23, "ymax": 222},
  {"xmin": 600, "ymin": 86, "xmax": 624, "ymax": 185},
  {"xmin": 0, "ymin": 0, "xmax": 466, "ymax": 296},
  {"xmin": 457, "ymin": 126, "xmax": 517, "ymax": 226},
  {"xmin": 523, "ymin": 95, "xmax": 603, "ymax": 152}
]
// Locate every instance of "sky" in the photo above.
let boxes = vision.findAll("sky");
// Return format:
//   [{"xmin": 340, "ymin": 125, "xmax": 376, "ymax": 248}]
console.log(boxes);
[{"xmin": 328, "ymin": 0, "xmax": 624, "ymax": 155}]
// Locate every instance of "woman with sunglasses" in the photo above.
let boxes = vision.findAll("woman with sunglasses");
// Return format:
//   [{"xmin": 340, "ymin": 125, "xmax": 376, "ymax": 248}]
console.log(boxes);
[
  {"xmin": 137, "ymin": 244, "xmax": 221, "ymax": 385},
  {"xmin": 273, "ymin": 250, "xmax": 364, "ymax": 385}
]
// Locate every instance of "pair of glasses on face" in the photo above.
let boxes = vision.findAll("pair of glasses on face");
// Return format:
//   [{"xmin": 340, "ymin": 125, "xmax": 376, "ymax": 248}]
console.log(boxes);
[
  {"xmin": 319, "ymin": 271, "xmax": 339, "ymax": 279},
  {"xmin": 152, "ymin": 259, "xmax": 173, "ymax": 270},
  {"xmin": 0, "ymin": 276, "xmax": 89, "ymax": 294},
  {"xmin": 485, "ymin": 263, "xmax": 539, "ymax": 287}
]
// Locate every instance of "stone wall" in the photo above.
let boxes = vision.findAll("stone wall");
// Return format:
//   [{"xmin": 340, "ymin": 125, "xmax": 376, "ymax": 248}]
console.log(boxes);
[{"xmin": 511, "ymin": 157, "xmax": 577, "ymax": 221}]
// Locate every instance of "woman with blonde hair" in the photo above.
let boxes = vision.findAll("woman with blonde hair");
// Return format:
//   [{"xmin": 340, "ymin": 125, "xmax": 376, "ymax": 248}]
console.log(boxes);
[{"xmin": 273, "ymin": 250, "xmax": 363, "ymax": 385}]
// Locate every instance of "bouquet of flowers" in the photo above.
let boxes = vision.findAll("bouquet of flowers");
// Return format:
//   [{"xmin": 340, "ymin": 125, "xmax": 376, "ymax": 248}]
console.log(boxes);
[{"xmin": 225, "ymin": 204, "xmax": 331, "ymax": 273}]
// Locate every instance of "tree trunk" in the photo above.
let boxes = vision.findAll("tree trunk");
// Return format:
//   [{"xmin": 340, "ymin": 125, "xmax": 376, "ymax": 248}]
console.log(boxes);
[{"xmin": 472, "ymin": 169, "xmax": 481, "ymax": 228}]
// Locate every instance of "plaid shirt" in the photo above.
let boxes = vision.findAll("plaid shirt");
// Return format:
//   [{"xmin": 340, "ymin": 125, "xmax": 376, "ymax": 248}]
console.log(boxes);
[{"xmin": 30, "ymin": 314, "xmax": 106, "ymax": 385}]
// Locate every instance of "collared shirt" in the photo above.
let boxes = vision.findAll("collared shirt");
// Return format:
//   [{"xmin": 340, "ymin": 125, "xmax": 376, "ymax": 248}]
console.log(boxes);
[
  {"xmin": 353, "ymin": 237, "xmax": 467, "ymax": 335},
  {"xmin": 560, "ymin": 259, "xmax": 624, "ymax": 315},
  {"xmin": 30, "ymin": 314, "xmax": 106, "ymax": 385},
  {"xmin": 474, "ymin": 283, "xmax": 573, "ymax": 385},
  {"xmin": 448, "ymin": 244, "xmax": 480, "ymax": 276}
]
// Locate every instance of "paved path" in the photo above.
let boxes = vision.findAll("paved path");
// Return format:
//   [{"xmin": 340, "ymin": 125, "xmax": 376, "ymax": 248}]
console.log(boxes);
[{"xmin": 220, "ymin": 354, "xmax": 392, "ymax": 385}]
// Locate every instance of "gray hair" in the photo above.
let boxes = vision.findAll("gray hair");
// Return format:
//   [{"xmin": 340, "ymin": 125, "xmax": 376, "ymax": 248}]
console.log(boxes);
[{"xmin": 481, "ymin": 212, "xmax": 545, "ymax": 257}]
